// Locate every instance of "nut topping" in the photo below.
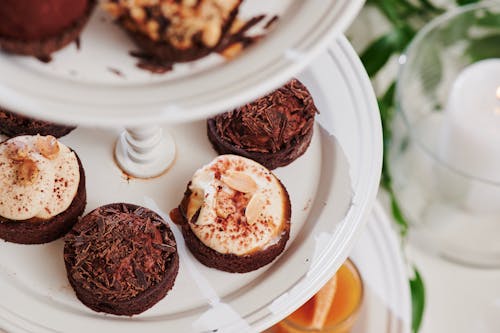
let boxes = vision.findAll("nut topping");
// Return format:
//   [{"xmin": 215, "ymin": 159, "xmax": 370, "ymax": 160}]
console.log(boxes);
[
  {"xmin": 6, "ymin": 142, "xmax": 30, "ymax": 161},
  {"xmin": 103, "ymin": 0, "xmax": 240, "ymax": 48},
  {"xmin": 221, "ymin": 171, "xmax": 257, "ymax": 194},
  {"xmin": 245, "ymin": 192, "xmax": 265, "ymax": 225},
  {"xmin": 17, "ymin": 159, "xmax": 39, "ymax": 185},
  {"xmin": 130, "ymin": 7, "xmax": 146, "ymax": 22},
  {"xmin": 35, "ymin": 135, "xmax": 60, "ymax": 160},
  {"xmin": 182, "ymin": 0, "xmax": 198, "ymax": 7},
  {"xmin": 202, "ymin": 19, "xmax": 222, "ymax": 47}
]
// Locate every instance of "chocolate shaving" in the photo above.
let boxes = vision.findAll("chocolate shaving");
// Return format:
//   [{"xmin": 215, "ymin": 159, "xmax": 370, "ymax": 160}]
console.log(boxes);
[
  {"xmin": 264, "ymin": 15, "xmax": 279, "ymax": 30},
  {"xmin": 129, "ymin": 50, "xmax": 173, "ymax": 74},
  {"xmin": 64, "ymin": 205, "xmax": 176, "ymax": 302},
  {"xmin": 107, "ymin": 67, "xmax": 124, "ymax": 77},
  {"xmin": 216, "ymin": 15, "xmax": 266, "ymax": 55},
  {"xmin": 36, "ymin": 55, "xmax": 52, "ymax": 63},
  {"xmin": 212, "ymin": 79, "xmax": 318, "ymax": 153}
]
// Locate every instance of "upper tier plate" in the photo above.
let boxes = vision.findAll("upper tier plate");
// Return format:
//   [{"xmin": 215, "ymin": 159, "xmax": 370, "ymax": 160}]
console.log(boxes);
[{"xmin": 0, "ymin": 0, "xmax": 364, "ymax": 126}]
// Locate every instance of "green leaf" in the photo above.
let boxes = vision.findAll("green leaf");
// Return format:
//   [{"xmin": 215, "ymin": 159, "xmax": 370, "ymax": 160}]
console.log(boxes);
[
  {"xmin": 456, "ymin": 0, "xmax": 481, "ymax": 5},
  {"xmin": 416, "ymin": 41, "xmax": 443, "ymax": 97},
  {"xmin": 361, "ymin": 33, "xmax": 400, "ymax": 77},
  {"xmin": 418, "ymin": 0, "xmax": 444, "ymax": 13},
  {"xmin": 465, "ymin": 34, "xmax": 500, "ymax": 61},
  {"xmin": 378, "ymin": 83, "xmax": 396, "ymax": 190},
  {"xmin": 390, "ymin": 191, "xmax": 409, "ymax": 238},
  {"xmin": 439, "ymin": 10, "xmax": 475, "ymax": 46},
  {"xmin": 476, "ymin": 11, "xmax": 500, "ymax": 27},
  {"xmin": 360, "ymin": 28, "xmax": 413, "ymax": 77},
  {"xmin": 410, "ymin": 268, "xmax": 426, "ymax": 333}
]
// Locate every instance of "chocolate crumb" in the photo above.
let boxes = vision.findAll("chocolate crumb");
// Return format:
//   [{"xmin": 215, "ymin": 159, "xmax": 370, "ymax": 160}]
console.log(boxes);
[
  {"xmin": 107, "ymin": 67, "xmax": 124, "ymax": 77},
  {"xmin": 129, "ymin": 50, "xmax": 173, "ymax": 74},
  {"xmin": 36, "ymin": 55, "xmax": 52, "ymax": 63},
  {"xmin": 264, "ymin": 15, "xmax": 279, "ymax": 30}
]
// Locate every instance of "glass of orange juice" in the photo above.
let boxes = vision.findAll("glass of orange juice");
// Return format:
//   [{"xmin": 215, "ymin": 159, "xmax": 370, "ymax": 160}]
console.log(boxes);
[{"xmin": 274, "ymin": 259, "xmax": 363, "ymax": 333}]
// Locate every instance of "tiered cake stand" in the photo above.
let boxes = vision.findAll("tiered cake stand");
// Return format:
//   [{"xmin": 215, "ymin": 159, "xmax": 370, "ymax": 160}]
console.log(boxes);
[{"xmin": 0, "ymin": 1, "xmax": 408, "ymax": 332}]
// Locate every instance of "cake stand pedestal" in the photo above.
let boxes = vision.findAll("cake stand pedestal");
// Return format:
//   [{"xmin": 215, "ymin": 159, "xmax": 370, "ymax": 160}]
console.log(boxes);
[{"xmin": 114, "ymin": 126, "xmax": 176, "ymax": 178}]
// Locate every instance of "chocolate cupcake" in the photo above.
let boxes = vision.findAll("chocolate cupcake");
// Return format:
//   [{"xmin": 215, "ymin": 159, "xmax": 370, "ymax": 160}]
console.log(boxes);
[
  {"xmin": 173, "ymin": 155, "xmax": 291, "ymax": 273},
  {"xmin": 207, "ymin": 79, "xmax": 318, "ymax": 170},
  {"xmin": 103, "ymin": 0, "xmax": 242, "ymax": 63},
  {"xmin": 0, "ymin": 135, "xmax": 86, "ymax": 244},
  {"xmin": 0, "ymin": 0, "xmax": 96, "ymax": 57},
  {"xmin": 64, "ymin": 203, "xmax": 179, "ymax": 316},
  {"xmin": 0, "ymin": 108, "xmax": 76, "ymax": 138}
]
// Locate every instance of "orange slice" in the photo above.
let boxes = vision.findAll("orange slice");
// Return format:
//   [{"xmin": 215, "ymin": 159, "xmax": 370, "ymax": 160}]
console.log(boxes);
[{"xmin": 311, "ymin": 274, "xmax": 338, "ymax": 330}]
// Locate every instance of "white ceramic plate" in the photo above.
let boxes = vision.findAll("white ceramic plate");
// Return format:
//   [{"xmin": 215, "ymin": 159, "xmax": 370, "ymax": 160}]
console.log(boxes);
[
  {"xmin": 350, "ymin": 203, "xmax": 411, "ymax": 333},
  {"xmin": 0, "ymin": 0, "xmax": 364, "ymax": 126},
  {"xmin": 0, "ymin": 36, "xmax": 381, "ymax": 333},
  {"xmin": 265, "ymin": 203, "xmax": 412, "ymax": 333}
]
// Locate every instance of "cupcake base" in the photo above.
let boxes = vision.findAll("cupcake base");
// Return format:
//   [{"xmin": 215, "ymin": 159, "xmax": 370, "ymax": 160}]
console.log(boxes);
[
  {"xmin": 0, "ymin": 109, "xmax": 76, "ymax": 138},
  {"xmin": 0, "ymin": 0, "xmax": 96, "ymax": 57},
  {"xmin": 64, "ymin": 203, "xmax": 179, "ymax": 316},
  {"xmin": 181, "ymin": 222, "xmax": 290, "ymax": 273},
  {"xmin": 0, "ymin": 153, "xmax": 86, "ymax": 244}
]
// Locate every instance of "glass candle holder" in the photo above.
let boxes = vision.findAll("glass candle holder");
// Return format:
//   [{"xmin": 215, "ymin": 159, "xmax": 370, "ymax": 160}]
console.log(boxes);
[
  {"xmin": 274, "ymin": 259, "xmax": 363, "ymax": 333},
  {"xmin": 392, "ymin": 1, "xmax": 500, "ymax": 267}
]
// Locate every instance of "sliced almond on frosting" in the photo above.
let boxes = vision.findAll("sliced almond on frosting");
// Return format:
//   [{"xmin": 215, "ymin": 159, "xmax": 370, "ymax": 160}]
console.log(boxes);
[
  {"xmin": 35, "ymin": 135, "xmax": 60, "ymax": 160},
  {"xmin": 245, "ymin": 193, "xmax": 266, "ymax": 225},
  {"xmin": 311, "ymin": 275, "xmax": 338, "ymax": 330},
  {"xmin": 7, "ymin": 141, "xmax": 30, "ymax": 161},
  {"xmin": 187, "ymin": 189, "xmax": 204, "ymax": 222},
  {"xmin": 17, "ymin": 159, "xmax": 39, "ymax": 185},
  {"xmin": 221, "ymin": 171, "xmax": 258, "ymax": 194}
]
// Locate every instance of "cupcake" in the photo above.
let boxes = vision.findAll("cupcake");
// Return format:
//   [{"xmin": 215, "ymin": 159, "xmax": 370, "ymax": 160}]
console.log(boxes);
[
  {"xmin": 0, "ymin": 0, "xmax": 96, "ymax": 57},
  {"xmin": 207, "ymin": 79, "xmax": 318, "ymax": 170},
  {"xmin": 103, "ymin": 0, "xmax": 242, "ymax": 63},
  {"xmin": 0, "ymin": 135, "xmax": 86, "ymax": 244},
  {"xmin": 0, "ymin": 108, "xmax": 76, "ymax": 138},
  {"xmin": 64, "ymin": 203, "xmax": 179, "ymax": 316},
  {"xmin": 173, "ymin": 155, "xmax": 291, "ymax": 273}
]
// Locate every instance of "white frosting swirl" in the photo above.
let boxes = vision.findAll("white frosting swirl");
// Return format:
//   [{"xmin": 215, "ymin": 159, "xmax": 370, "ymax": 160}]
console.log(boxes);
[
  {"xmin": 0, "ymin": 136, "xmax": 80, "ymax": 221},
  {"xmin": 187, "ymin": 155, "xmax": 289, "ymax": 256}
]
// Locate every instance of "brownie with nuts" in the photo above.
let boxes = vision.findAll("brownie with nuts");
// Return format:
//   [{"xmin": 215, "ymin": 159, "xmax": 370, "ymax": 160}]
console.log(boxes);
[
  {"xmin": 103, "ymin": 0, "xmax": 242, "ymax": 63},
  {"xmin": 64, "ymin": 203, "xmax": 179, "ymax": 316},
  {"xmin": 0, "ymin": 135, "xmax": 86, "ymax": 244},
  {"xmin": 0, "ymin": 0, "xmax": 96, "ymax": 57},
  {"xmin": 172, "ymin": 155, "xmax": 291, "ymax": 273},
  {"xmin": 0, "ymin": 108, "xmax": 76, "ymax": 138},
  {"xmin": 207, "ymin": 79, "xmax": 319, "ymax": 170}
]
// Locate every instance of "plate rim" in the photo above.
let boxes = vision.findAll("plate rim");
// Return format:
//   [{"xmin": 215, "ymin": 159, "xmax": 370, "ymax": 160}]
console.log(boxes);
[{"xmin": 0, "ymin": 0, "xmax": 365, "ymax": 126}]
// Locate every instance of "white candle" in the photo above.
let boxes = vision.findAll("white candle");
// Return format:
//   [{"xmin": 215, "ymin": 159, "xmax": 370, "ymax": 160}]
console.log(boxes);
[
  {"xmin": 441, "ymin": 59, "xmax": 500, "ymax": 181},
  {"xmin": 439, "ymin": 59, "xmax": 500, "ymax": 212}
]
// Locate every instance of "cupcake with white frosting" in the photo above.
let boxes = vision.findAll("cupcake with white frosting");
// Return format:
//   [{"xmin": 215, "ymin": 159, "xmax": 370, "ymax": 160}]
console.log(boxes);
[
  {"xmin": 0, "ymin": 135, "xmax": 86, "ymax": 244},
  {"xmin": 172, "ymin": 154, "xmax": 291, "ymax": 273}
]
